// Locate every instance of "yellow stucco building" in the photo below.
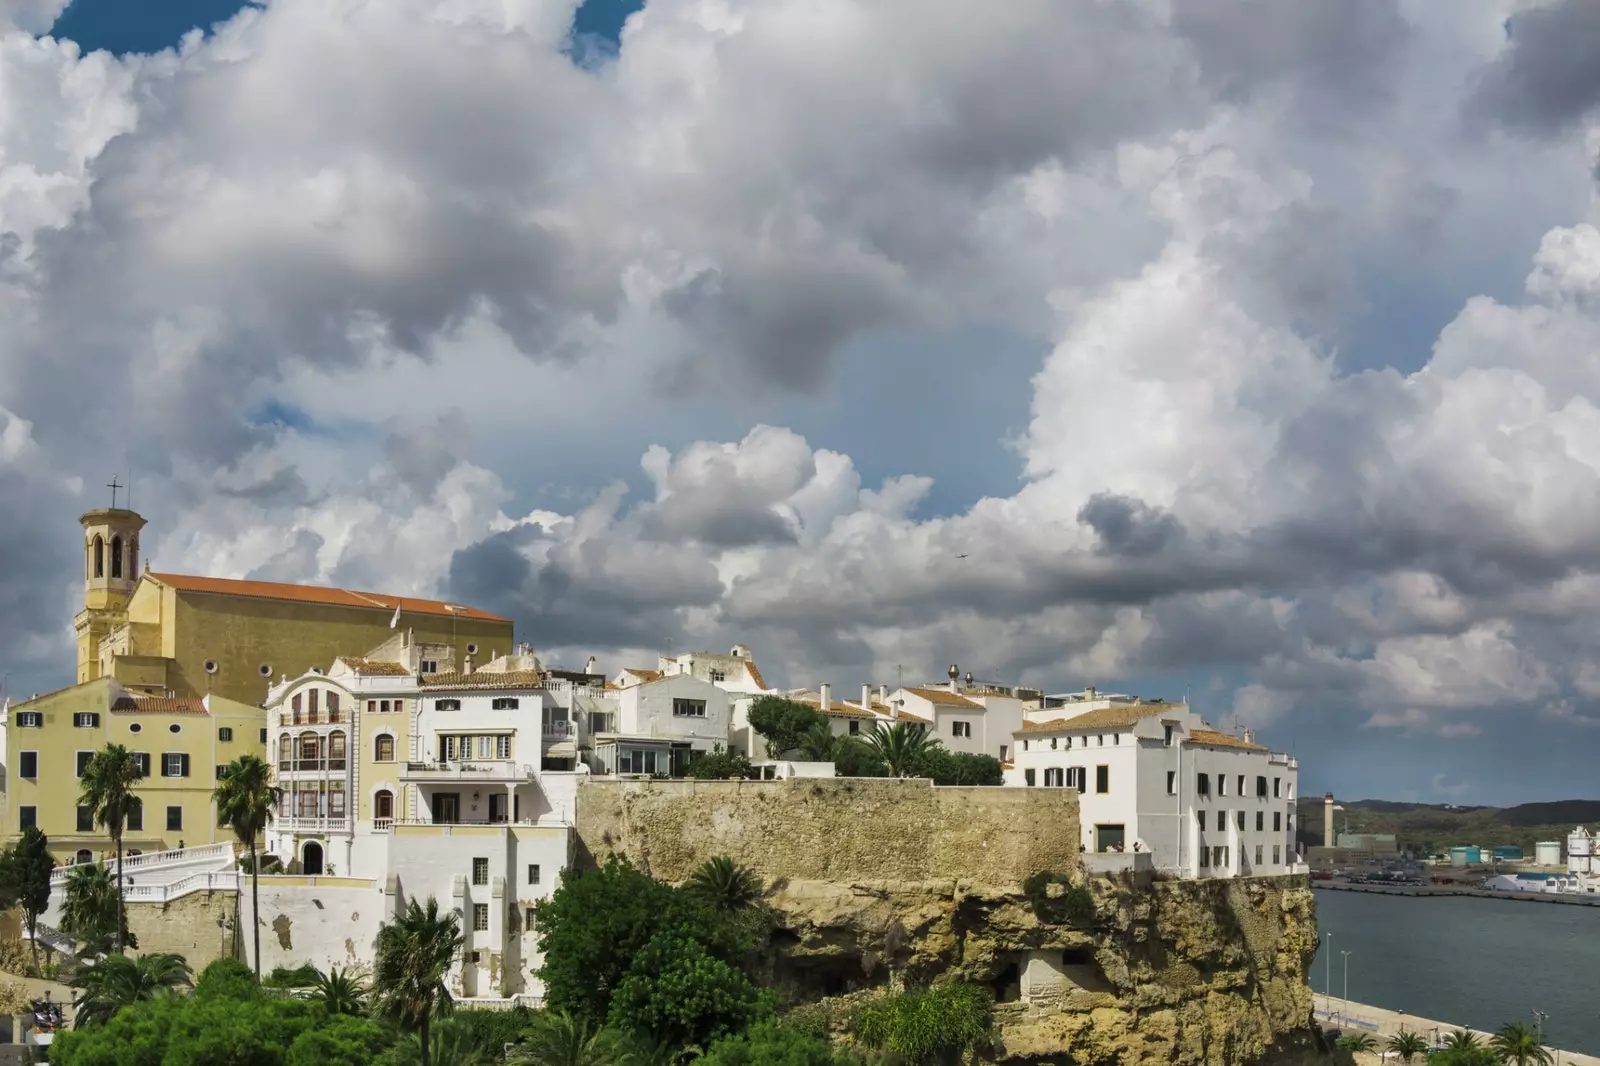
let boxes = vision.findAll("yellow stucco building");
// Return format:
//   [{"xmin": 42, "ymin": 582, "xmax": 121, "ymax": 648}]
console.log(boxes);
[{"xmin": 3, "ymin": 506, "xmax": 514, "ymax": 861}]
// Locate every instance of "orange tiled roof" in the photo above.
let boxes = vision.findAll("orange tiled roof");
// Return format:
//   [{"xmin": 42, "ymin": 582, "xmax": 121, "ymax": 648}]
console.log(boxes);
[
  {"xmin": 147, "ymin": 572, "xmax": 509, "ymax": 623},
  {"xmin": 338, "ymin": 657, "xmax": 412, "ymax": 677},
  {"xmin": 904, "ymin": 687, "xmax": 983, "ymax": 708},
  {"xmin": 419, "ymin": 670, "xmax": 546, "ymax": 691},
  {"xmin": 1188, "ymin": 729, "xmax": 1267, "ymax": 752},
  {"xmin": 744, "ymin": 661, "xmax": 767, "ymax": 690},
  {"xmin": 1016, "ymin": 705, "xmax": 1161, "ymax": 734},
  {"xmin": 894, "ymin": 711, "xmax": 932, "ymax": 724},
  {"xmin": 621, "ymin": 668, "xmax": 662, "ymax": 681},
  {"xmin": 111, "ymin": 697, "xmax": 208, "ymax": 715}
]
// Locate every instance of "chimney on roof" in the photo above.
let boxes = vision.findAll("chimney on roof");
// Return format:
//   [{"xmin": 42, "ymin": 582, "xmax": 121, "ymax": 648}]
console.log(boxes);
[
  {"xmin": 878, "ymin": 684, "xmax": 889, "ymax": 703},
  {"xmin": 862, "ymin": 683, "xmax": 873, "ymax": 711},
  {"xmin": 948, "ymin": 663, "xmax": 960, "ymax": 692},
  {"xmin": 820, "ymin": 683, "xmax": 831, "ymax": 711},
  {"xmin": 1085, "ymin": 685, "xmax": 1097, "ymax": 700},
  {"xmin": 1242, "ymin": 727, "xmax": 1254, "ymax": 745},
  {"xmin": 585, "ymin": 655, "xmax": 597, "ymax": 675},
  {"xmin": 463, "ymin": 653, "xmax": 474, "ymax": 677}
]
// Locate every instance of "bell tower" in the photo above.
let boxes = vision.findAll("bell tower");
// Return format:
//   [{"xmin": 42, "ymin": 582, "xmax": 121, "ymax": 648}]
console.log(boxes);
[{"xmin": 74, "ymin": 483, "xmax": 147, "ymax": 684}]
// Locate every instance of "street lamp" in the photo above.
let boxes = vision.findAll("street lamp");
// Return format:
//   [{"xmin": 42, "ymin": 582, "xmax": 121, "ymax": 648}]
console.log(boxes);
[
  {"xmin": 1340, "ymin": 950, "xmax": 1352, "ymax": 1024},
  {"xmin": 1323, "ymin": 932, "xmax": 1333, "ymax": 1017},
  {"xmin": 1534, "ymin": 1010, "xmax": 1548, "ymax": 1047}
]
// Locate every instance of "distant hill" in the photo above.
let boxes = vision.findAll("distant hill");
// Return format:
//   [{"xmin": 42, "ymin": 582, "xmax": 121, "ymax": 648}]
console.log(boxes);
[{"xmin": 1296, "ymin": 797, "xmax": 1600, "ymax": 856}]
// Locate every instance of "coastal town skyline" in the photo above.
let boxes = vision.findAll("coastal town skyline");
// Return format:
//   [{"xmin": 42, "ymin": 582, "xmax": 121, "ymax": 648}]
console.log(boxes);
[{"xmin": 6, "ymin": 0, "xmax": 1600, "ymax": 806}]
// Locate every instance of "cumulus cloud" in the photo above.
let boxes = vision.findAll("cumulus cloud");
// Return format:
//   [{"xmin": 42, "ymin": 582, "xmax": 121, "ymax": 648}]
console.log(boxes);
[{"xmin": 5, "ymin": 0, "xmax": 1600, "ymax": 798}]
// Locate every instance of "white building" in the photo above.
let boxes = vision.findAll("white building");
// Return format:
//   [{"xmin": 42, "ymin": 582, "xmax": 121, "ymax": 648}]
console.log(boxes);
[
  {"xmin": 882, "ymin": 665, "xmax": 1024, "ymax": 762},
  {"xmin": 591, "ymin": 673, "xmax": 731, "ymax": 775},
  {"xmin": 1006, "ymin": 701, "xmax": 1299, "ymax": 878}
]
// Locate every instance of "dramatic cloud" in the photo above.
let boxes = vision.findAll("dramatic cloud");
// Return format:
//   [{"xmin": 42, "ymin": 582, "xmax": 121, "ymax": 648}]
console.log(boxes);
[{"xmin": 5, "ymin": 0, "xmax": 1600, "ymax": 800}]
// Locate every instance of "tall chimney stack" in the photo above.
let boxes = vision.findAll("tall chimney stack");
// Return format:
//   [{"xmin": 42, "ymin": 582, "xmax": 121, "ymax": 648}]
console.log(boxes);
[
  {"xmin": 861, "ymin": 683, "xmax": 873, "ymax": 712},
  {"xmin": 1324, "ymin": 793, "xmax": 1335, "ymax": 848},
  {"xmin": 820, "ymin": 683, "xmax": 831, "ymax": 711}
]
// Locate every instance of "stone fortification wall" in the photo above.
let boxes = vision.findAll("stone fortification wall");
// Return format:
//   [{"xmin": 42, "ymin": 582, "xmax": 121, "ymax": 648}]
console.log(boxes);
[
  {"xmin": 124, "ymin": 890, "xmax": 238, "ymax": 968},
  {"xmin": 575, "ymin": 778, "xmax": 1080, "ymax": 886}
]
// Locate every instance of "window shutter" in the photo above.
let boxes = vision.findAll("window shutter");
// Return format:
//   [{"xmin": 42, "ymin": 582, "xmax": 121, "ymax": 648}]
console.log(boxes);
[{"xmin": 180, "ymin": 753, "xmax": 191, "ymax": 778}]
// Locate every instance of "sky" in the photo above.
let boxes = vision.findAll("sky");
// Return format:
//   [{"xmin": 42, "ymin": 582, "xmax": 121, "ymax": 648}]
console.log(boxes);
[{"xmin": 3, "ymin": 0, "xmax": 1600, "ymax": 806}]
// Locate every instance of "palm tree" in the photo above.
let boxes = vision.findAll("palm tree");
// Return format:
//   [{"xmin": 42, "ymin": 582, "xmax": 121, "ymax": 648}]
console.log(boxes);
[
  {"xmin": 213, "ymin": 754, "xmax": 283, "ymax": 981},
  {"xmin": 374, "ymin": 896, "xmax": 465, "ymax": 1066},
  {"xmin": 687, "ymin": 856, "xmax": 763, "ymax": 911},
  {"xmin": 796, "ymin": 721, "xmax": 840, "ymax": 762},
  {"xmin": 1337, "ymin": 1033, "xmax": 1378, "ymax": 1053},
  {"xmin": 865, "ymin": 721, "xmax": 939, "ymax": 777},
  {"xmin": 59, "ymin": 863, "xmax": 119, "ymax": 955},
  {"xmin": 70, "ymin": 951, "xmax": 192, "ymax": 1027},
  {"xmin": 1388, "ymin": 1031, "xmax": 1429, "ymax": 1062},
  {"xmin": 1444, "ymin": 1031, "xmax": 1483, "ymax": 1051},
  {"xmin": 512, "ymin": 1011, "xmax": 631, "ymax": 1066},
  {"xmin": 313, "ymin": 965, "xmax": 370, "ymax": 1015},
  {"xmin": 1491, "ymin": 1023, "xmax": 1553, "ymax": 1066},
  {"xmin": 77, "ymin": 744, "xmax": 146, "ymax": 952}
]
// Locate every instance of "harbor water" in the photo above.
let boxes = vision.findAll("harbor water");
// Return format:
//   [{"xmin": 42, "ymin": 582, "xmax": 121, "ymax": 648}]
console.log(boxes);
[{"xmin": 1314, "ymin": 889, "xmax": 1600, "ymax": 1055}]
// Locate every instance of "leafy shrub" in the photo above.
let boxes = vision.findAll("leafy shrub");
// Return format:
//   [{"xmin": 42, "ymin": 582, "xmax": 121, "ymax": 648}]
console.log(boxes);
[
  {"xmin": 854, "ymin": 983, "xmax": 992, "ymax": 1065},
  {"xmin": 286, "ymin": 1014, "xmax": 392, "ymax": 1066},
  {"xmin": 195, "ymin": 958, "xmax": 260, "ymax": 1000},
  {"xmin": 700, "ymin": 1020, "xmax": 862, "ymax": 1065},
  {"xmin": 909, "ymin": 749, "xmax": 1003, "ymax": 786},
  {"xmin": 684, "ymin": 744, "xmax": 757, "ymax": 781},
  {"xmin": 0, "ymin": 937, "xmax": 29, "ymax": 975},
  {"xmin": 607, "ymin": 926, "xmax": 775, "ymax": 1050},
  {"xmin": 449, "ymin": 1006, "xmax": 536, "ymax": 1056},
  {"xmin": 264, "ymin": 963, "xmax": 321, "ymax": 988},
  {"xmin": 1021, "ymin": 872, "xmax": 1095, "ymax": 924},
  {"xmin": 1432, "ymin": 1047, "xmax": 1500, "ymax": 1066},
  {"xmin": 831, "ymin": 739, "xmax": 889, "ymax": 778}
]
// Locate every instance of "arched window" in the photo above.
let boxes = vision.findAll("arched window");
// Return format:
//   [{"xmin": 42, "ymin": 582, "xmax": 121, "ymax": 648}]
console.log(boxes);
[
  {"xmin": 110, "ymin": 535, "xmax": 123, "ymax": 578},
  {"xmin": 93, "ymin": 535, "xmax": 104, "ymax": 578},
  {"xmin": 128, "ymin": 536, "xmax": 138, "ymax": 577},
  {"xmin": 291, "ymin": 693, "xmax": 302, "ymax": 724},
  {"xmin": 327, "ymin": 692, "xmax": 340, "ymax": 721},
  {"xmin": 375, "ymin": 735, "xmax": 394, "ymax": 762},
  {"xmin": 75, "ymin": 849, "xmax": 93, "ymax": 865},
  {"xmin": 328, "ymin": 731, "xmax": 347, "ymax": 769},
  {"xmin": 374, "ymin": 789, "xmax": 394, "ymax": 821},
  {"xmin": 278, "ymin": 735, "xmax": 291, "ymax": 767},
  {"xmin": 299, "ymin": 733, "xmax": 320, "ymax": 765}
]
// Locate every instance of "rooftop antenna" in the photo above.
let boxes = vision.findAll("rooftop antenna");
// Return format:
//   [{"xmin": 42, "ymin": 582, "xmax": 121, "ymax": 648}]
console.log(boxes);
[{"xmin": 897, "ymin": 663, "xmax": 903, "ymax": 690}]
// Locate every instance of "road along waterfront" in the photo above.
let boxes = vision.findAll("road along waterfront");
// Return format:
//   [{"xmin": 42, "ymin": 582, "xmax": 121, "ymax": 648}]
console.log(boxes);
[
  {"xmin": 1314, "ymin": 999, "xmax": 1598, "ymax": 1066},
  {"xmin": 1313, "ymin": 889, "xmax": 1600, "ymax": 1055}
]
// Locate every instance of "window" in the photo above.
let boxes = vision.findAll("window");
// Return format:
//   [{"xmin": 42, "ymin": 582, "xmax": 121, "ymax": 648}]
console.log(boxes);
[
  {"xmin": 18, "ymin": 807, "xmax": 35, "ymax": 830},
  {"xmin": 74, "ymin": 712, "xmax": 100, "ymax": 728},
  {"xmin": 1219, "ymin": 775, "xmax": 1228, "ymax": 796},
  {"xmin": 1273, "ymin": 845, "xmax": 1281, "ymax": 864},
  {"xmin": 1197, "ymin": 773, "xmax": 1209, "ymax": 795},
  {"xmin": 76, "ymin": 751, "xmax": 93, "ymax": 777},
  {"xmin": 1024, "ymin": 768, "xmax": 1036, "ymax": 786},
  {"xmin": 367, "ymin": 700, "xmax": 377, "ymax": 714},
  {"xmin": 1199, "ymin": 845, "xmax": 1209, "ymax": 868},
  {"xmin": 709, "ymin": 669, "xmax": 726, "ymax": 682},
  {"xmin": 1163, "ymin": 724, "xmax": 1174, "ymax": 747},
  {"xmin": 421, "ymin": 660, "xmax": 439, "ymax": 674},
  {"xmin": 309, "ymin": 689, "xmax": 319, "ymax": 719},
  {"xmin": 110, "ymin": 535, "xmax": 123, "ymax": 578},
  {"xmin": 77, "ymin": 806, "xmax": 94, "ymax": 832},
  {"xmin": 1043, "ymin": 767, "xmax": 1064, "ymax": 787},
  {"xmin": 375, "ymin": 735, "xmax": 395, "ymax": 762},
  {"xmin": 1197, "ymin": 810, "xmax": 1207, "ymax": 832},
  {"xmin": 1273, "ymin": 778, "xmax": 1281, "ymax": 798},
  {"xmin": 129, "ymin": 723, "xmax": 141, "ymax": 733},
  {"xmin": 167, "ymin": 806, "xmax": 183, "ymax": 831},
  {"xmin": 1256, "ymin": 811, "xmax": 1264, "ymax": 832},
  {"xmin": 1256, "ymin": 775, "xmax": 1267, "ymax": 798},
  {"xmin": 18, "ymin": 751, "xmax": 36, "ymax": 779},
  {"xmin": 1000, "ymin": 745, "xmax": 1008, "ymax": 760},
  {"xmin": 327, "ymin": 693, "xmax": 340, "ymax": 717},
  {"xmin": 619, "ymin": 748, "xmax": 662, "ymax": 775},
  {"xmin": 1237, "ymin": 775, "xmax": 1246, "ymax": 796},
  {"xmin": 16, "ymin": 711, "xmax": 42, "ymax": 728},
  {"xmin": 473, "ymin": 904, "xmax": 489, "ymax": 931},
  {"xmin": 1067, "ymin": 767, "xmax": 1087, "ymax": 791},
  {"xmin": 525, "ymin": 863, "xmax": 542, "ymax": 886},
  {"xmin": 219, "ymin": 727, "xmax": 233, "ymax": 742},
  {"xmin": 951, "ymin": 721, "xmax": 972, "ymax": 738},
  {"xmin": 1273, "ymin": 811, "xmax": 1282, "ymax": 831},
  {"xmin": 492, "ymin": 697, "xmax": 519, "ymax": 711},
  {"xmin": 169, "ymin": 724, "xmax": 181, "ymax": 734},
  {"xmin": 477, "ymin": 736, "xmax": 494, "ymax": 759},
  {"xmin": 496, "ymin": 736, "xmax": 511, "ymax": 759},
  {"xmin": 1236, "ymin": 811, "xmax": 1246, "ymax": 831},
  {"xmin": 300, "ymin": 735, "xmax": 320, "ymax": 763},
  {"xmin": 1213, "ymin": 846, "xmax": 1227, "ymax": 868},
  {"xmin": 848, "ymin": 721, "xmax": 860, "ymax": 735},
  {"xmin": 216, "ymin": 765, "xmax": 228, "ymax": 780},
  {"xmin": 1097, "ymin": 735, "xmax": 1104, "ymax": 746},
  {"xmin": 162, "ymin": 752, "xmax": 190, "ymax": 778},
  {"xmin": 1166, "ymin": 770, "xmax": 1176, "ymax": 795},
  {"xmin": 525, "ymin": 907, "xmax": 537, "ymax": 930},
  {"xmin": 260, "ymin": 728, "xmax": 268, "ymax": 743},
  {"xmin": 472, "ymin": 858, "xmax": 489, "ymax": 886},
  {"xmin": 435, "ymin": 699, "xmax": 460, "ymax": 712},
  {"xmin": 1095, "ymin": 765, "xmax": 1109, "ymax": 794},
  {"xmin": 374, "ymin": 790, "xmax": 394, "ymax": 820},
  {"xmin": 133, "ymin": 752, "xmax": 151, "ymax": 776},
  {"xmin": 1216, "ymin": 808, "xmax": 1225, "ymax": 827},
  {"xmin": 672, "ymin": 699, "xmax": 707, "ymax": 718},
  {"xmin": 93, "ymin": 534, "xmax": 104, "ymax": 578},
  {"xmin": 292, "ymin": 693, "xmax": 302, "ymax": 719},
  {"xmin": 1255, "ymin": 844, "xmax": 1264, "ymax": 866},
  {"xmin": 1050, "ymin": 738, "xmax": 1058, "ymax": 750},
  {"xmin": 126, "ymin": 799, "xmax": 142, "ymax": 832}
]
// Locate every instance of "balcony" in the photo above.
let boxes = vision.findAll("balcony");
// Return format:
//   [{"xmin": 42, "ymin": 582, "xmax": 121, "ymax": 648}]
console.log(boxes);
[
  {"xmin": 400, "ymin": 760, "xmax": 536, "ymax": 783},
  {"xmin": 542, "ymin": 720, "xmax": 573, "ymax": 739},
  {"xmin": 1268, "ymin": 753, "xmax": 1298, "ymax": 769},
  {"xmin": 278, "ymin": 711, "xmax": 344, "ymax": 727},
  {"xmin": 276, "ymin": 758, "xmax": 348, "ymax": 773},
  {"xmin": 276, "ymin": 816, "xmax": 349, "ymax": 833}
]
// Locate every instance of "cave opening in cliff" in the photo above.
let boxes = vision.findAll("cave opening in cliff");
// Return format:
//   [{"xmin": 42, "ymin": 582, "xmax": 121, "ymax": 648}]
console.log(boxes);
[
  {"xmin": 779, "ymin": 955, "xmax": 888, "ymax": 999},
  {"xmin": 990, "ymin": 959, "xmax": 1021, "ymax": 1003}
]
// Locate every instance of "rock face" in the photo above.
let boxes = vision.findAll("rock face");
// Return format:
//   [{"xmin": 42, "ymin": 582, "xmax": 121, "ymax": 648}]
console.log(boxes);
[{"xmin": 767, "ymin": 873, "xmax": 1319, "ymax": 1065}]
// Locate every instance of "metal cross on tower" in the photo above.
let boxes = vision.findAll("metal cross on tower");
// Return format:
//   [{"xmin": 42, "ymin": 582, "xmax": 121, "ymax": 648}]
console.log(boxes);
[{"xmin": 107, "ymin": 475, "xmax": 122, "ymax": 509}]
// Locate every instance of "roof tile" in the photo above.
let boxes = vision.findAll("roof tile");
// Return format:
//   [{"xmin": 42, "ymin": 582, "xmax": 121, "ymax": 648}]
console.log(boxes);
[
  {"xmin": 904, "ymin": 687, "xmax": 983, "ymax": 708},
  {"xmin": 1187, "ymin": 729, "xmax": 1267, "ymax": 752},
  {"xmin": 1016, "ymin": 705, "xmax": 1162, "ymax": 734},
  {"xmin": 337, "ymin": 657, "xmax": 413, "ymax": 677},
  {"xmin": 148, "ymin": 572, "xmax": 509, "ymax": 623},
  {"xmin": 420, "ymin": 670, "xmax": 546, "ymax": 691},
  {"xmin": 111, "ymin": 697, "xmax": 208, "ymax": 715}
]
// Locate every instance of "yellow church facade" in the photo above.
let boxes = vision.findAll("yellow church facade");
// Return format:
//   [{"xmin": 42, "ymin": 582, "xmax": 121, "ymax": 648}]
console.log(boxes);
[{"xmin": 4, "ymin": 506, "xmax": 514, "ymax": 861}]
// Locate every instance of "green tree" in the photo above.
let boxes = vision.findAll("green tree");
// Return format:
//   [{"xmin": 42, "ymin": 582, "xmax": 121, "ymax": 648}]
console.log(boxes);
[
  {"xmin": 313, "ymin": 965, "xmax": 370, "ymax": 1016},
  {"xmin": 511, "ymin": 1010, "xmax": 632, "ymax": 1066},
  {"xmin": 687, "ymin": 857, "xmax": 763, "ymax": 912},
  {"xmin": 7, "ymin": 827, "xmax": 54, "ymax": 969},
  {"xmin": 194, "ymin": 957, "xmax": 261, "ymax": 1001},
  {"xmin": 59, "ymin": 862, "xmax": 120, "ymax": 956},
  {"xmin": 699, "ymin": 1020, "xmax": 862, "ymax": 1065},
  {"xmin": 683, "ymin": 745, "xmax": 755, "ymax": 781},
  {"xmin": 796, "ymin": 722, "xmax": 840, "ymax": 762},
  {"xmin": 288, "ymin": 1013, "xmax": 395, "ymax": 1066},
  {"xmin": 70, "ymin": 951, "xmax": 193, "ymax": 1028},
  {"xmin": 747, "ymin": 697, "xmax": 825, "ymax": 759},
  {"xmin": 1387, "ymin": 1030, "xmax": 1429, "ymax": 1062},
  {"xmin": 606, "ymin": 926, "xmax": 773, "ymax": 1052},
  {"xmin": 1443, "ymin": 1031, "xmax": 1484, "ymax": 1050},
  {"xmin": 831, "ymin": 738, "xmax": 888, "ymax": 778},
  {"xmin": 1337, "ymin": 1033, "xmax": 1378, "ymax": 1052},
  {"xmin": 213, "ymin": 754, "xmax": 284, "ymax": 981},
  {"xmin": 77, "ymin": 744, "xmax": 146, "ymax": 952},
  {"xmin": 855, "ymin": 983, "xmax": 992, "ymax": 1065},
  {"xmin": 1433, "ymin": 1047, "xmax": 1500, "ymax": 1066},
  {"xmin": 532, "ymin": 856, "xmax": 685, "ymax": 1024},
  {"xmin": 1491, "ymin": 1023, "xmax": 1553, "ymax": 1066},
  {"xmin": 373, "ymin": 896, "xmax": 465, "ymax": 1066},
  {"xmin": 865, "ymin": 722, "xmax": 940, "ymax": 778},
  {"xmin": 909, "ymin": 749, "xmax": 1002, "ymax": 786}
]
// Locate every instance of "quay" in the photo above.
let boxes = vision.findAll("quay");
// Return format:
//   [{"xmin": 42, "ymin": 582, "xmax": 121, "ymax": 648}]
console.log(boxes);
[
  {"xmin": 1313, "ymin": 882, "xmax": 1600, "ymax": 907},
  {"xmin": 1314, "ymin": 997, "xmax": 1599, "ymax": 1065}
]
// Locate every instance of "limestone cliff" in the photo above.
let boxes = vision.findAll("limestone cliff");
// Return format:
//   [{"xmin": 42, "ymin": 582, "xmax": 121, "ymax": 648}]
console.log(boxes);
[{"xmin": 765, "ymin": 873, "xmax": 1318, "ymax": 1066}]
